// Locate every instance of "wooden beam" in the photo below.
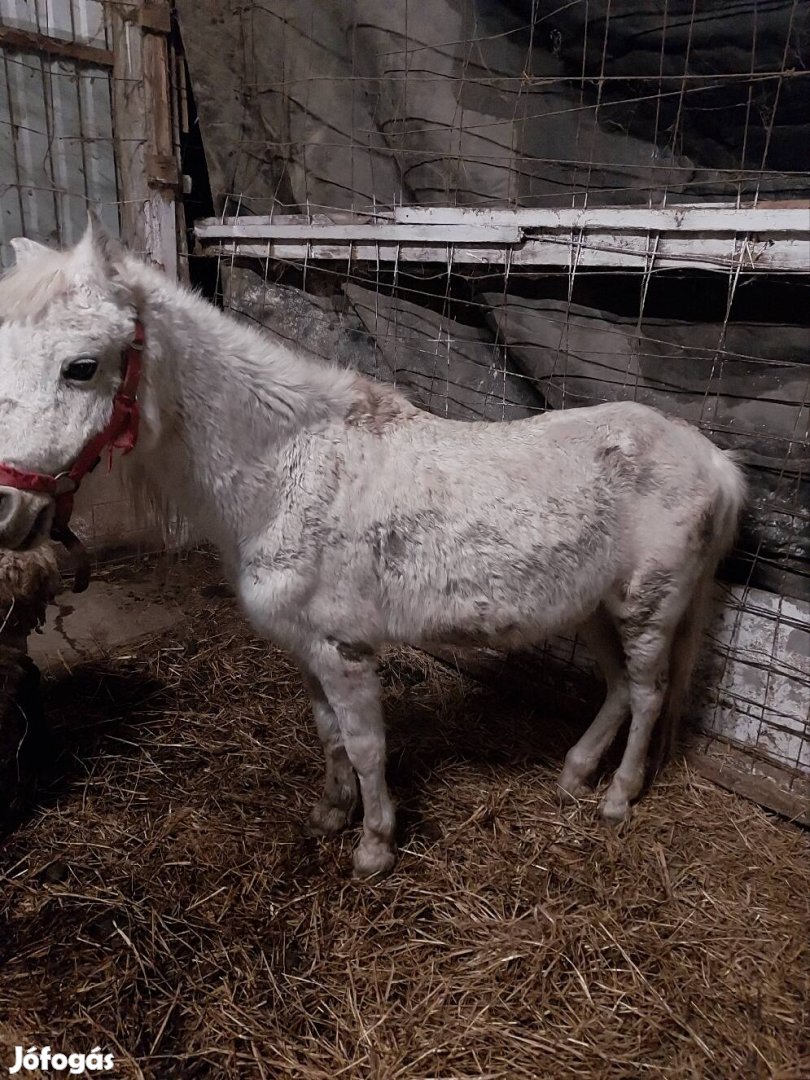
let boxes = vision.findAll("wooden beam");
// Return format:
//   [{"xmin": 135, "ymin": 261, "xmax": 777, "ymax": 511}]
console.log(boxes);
[
  {"xmin": 198, "ymin": 223, "xmax": 523, "ymax": 244},
  {"xmin": 196, "ymin": 237, "xmax": 809, "ymax": 273},
  {"xmin": 194, "ymin": 205, "xmax": 810, "ymax": 272},
  {"xmin": 686, "ymin": 742, "xmax": 810, "ymax": 826},
  {"xmin": 110, "ymin": 1, "xmax": 178, "ymax": 276},
  {"xmin": 204, "ymin": 204, "xmax": 810, "ymax": 234},
  {"xmin": 0, "ymin": 24, "xmax": 114, "ymax": 67},
  {"xmin": 393, "ymin": 204, "xmax": 810, "ymax": 233}
]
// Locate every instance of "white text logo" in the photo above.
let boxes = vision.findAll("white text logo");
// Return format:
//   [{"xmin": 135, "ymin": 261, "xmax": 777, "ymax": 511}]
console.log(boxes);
[{"xmin": 9, "ymin": 1047, "xmax": 115, "ymax": 1075}]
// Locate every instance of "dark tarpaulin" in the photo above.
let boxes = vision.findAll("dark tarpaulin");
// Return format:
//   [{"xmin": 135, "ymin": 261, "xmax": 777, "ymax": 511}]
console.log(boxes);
[
  {"xmin": 221, "ymin": 267, "xmax": 383, "ymax": 375},
  {"xmin": 221, "ymin": 267, "xmax": 544, "ymax": 421},
  {"xmin": 177, "ymin": 0, "xmax": 807, "ymax": 212},
  {"xmin": 345, "ymin": 285, "xmax": 543, "ymax": 421}
]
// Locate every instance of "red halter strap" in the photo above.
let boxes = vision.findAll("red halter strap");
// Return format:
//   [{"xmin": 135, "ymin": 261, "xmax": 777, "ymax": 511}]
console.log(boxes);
[{"xmin": 0, "ymin": 320, "xmax": 145, "ymax": 591}]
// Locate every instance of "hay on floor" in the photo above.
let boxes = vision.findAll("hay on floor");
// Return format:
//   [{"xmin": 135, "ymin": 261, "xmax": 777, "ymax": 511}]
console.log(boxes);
[{"xmin": 0, "ymin": 554, "xmax": 807, "ymax": 1079}]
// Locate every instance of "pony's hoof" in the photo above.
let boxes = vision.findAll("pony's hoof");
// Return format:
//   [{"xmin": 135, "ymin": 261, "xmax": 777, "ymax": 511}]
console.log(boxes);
[
  {"xmin": 599, "ymin": 793, "xmax": 632, "ymax": 825},
  {"xmin": 352, "ymin": 842, "xmax": 396, "ymax": 880},
  {"xmin": 305, "ymin": 800, "xmax": 352, "ymax": 837},
  {"xmin": 557, "ymin": 774, "xmax": 591, "ymax": 805}
]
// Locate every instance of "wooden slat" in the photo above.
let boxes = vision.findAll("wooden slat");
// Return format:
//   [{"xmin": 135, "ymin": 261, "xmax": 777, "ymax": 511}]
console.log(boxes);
[
  {"xmin": 393, "ymin": 204, "xmax": 810, "ymax": 233},
  {"xmin": 196, "ymin": 237, "xmax": 809, "ymax": 273},
  {"xmin": 0, "ymin": 25, "xmax": 114, "ymax": 68},
  {"xmin": 203, "ymin": 205, "xmax": 810, "ymax": 233},
  {"xmin": 686, "ymin": 741, "xmax": 810, "ymax": 826},
  {"xmin": 110, "ymin": 0, "xmax": 178, "ymax": 276},
  {"xmin": 197, "ymin": 222, "xmax": 523, "ymax": 244},
  {"xmin": 194, "ymin": 205, "xmax": 810, "ymax": 272}
]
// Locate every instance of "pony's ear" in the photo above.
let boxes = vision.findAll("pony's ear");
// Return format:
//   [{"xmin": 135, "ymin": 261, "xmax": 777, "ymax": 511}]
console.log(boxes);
[
  {"xmin": 9, "ymin": 237, "xmax": 50, "ymax": 265},
  {"xmin": 73, "ymin": 210, "xmax": 125, "ymax": 275}
]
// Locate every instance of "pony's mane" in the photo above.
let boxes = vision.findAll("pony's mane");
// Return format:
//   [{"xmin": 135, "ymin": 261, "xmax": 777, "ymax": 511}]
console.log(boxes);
[{"xmin": 0, "ymin": 249, "xmax": 74, "ymax": 321}]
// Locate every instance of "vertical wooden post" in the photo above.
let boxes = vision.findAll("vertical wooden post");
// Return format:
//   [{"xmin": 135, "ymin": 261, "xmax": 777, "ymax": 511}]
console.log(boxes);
[{"xmin": 110, "ymin": 0, "xmax": 179, "ymax": 276}]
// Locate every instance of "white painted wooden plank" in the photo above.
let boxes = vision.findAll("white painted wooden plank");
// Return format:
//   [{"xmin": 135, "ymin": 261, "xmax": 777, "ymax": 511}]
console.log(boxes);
[
  {"xmin": 197, "ymin": 222, "xmax": 524, "ymax": 244},
  {"xmin": 197, "ymin": 237, "xmax": 810, "ymax": 273},
  {"xmin": 393, "ymin": 205, "xmax": 810, "ymax": 233},
  {"xmin": 38, "ymin": 0, "xmax": 73, "ymax": 41},
  {"xmin": 210, "ymin": 213, "xmax": 385, "ymax": 227},
  {"xmin": 1, "ymin": 1, "xmax": 40, "ymax": 35},
  {"xmin": 70, "ymin": 0, "xmax": 107, "ymax": 47},
  {"xmin": 199, "ymin": 204, "xmax": 810, "ymax": 235},
  {"xmin": 144, "ymin": 195, "xmax": 177, "ymax": 277},
  {"xmin": 195, "ymin": 206, "xmax": 810, "ymax": 271},
  {"xmin": 16, "ymin": 0, "xmax": 108, "ymax": 47}
]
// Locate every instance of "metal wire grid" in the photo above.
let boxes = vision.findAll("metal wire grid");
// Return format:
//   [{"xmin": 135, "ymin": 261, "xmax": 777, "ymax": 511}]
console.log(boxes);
[
  {"xmin": 0, "ymin": 0, "xmax": 122, "ymax": 263},
  {"xmin": 193, "ymin": 0, "xmax": 808, "ymax": 215}
]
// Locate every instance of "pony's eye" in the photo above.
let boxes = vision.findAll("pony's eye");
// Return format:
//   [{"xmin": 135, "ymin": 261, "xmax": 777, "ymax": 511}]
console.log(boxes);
[{"xmin": 63, "ymin": 357, "xmax": 99, "ymax": 382}]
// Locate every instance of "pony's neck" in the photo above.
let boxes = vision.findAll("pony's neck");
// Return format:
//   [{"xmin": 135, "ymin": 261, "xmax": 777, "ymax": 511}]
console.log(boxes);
[{"xmin": 123, "ymin": 259, "xmax": 356, "ymax": 546}]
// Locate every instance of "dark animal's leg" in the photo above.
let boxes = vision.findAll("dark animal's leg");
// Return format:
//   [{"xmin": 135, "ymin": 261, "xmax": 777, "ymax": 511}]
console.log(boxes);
[
  {"xmin": 558, "ymin": 608, "xmax": 630, "ymax": 800},
  {"xmin": 309, "ymin": 641, "xmax": 396, "ymax": 878},
  {"xmin": 300, "ymin": 669, "xmax": 359, "ymax": 836}
]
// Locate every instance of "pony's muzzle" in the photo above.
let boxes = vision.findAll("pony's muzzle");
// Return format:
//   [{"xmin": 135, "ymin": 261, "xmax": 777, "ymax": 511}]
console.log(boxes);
[{"xmin": 0, "ymin": 487, "xmax": 54, "ymax": 550}]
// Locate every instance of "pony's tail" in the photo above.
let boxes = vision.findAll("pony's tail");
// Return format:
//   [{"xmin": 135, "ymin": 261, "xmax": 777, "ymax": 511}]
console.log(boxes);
[{"xmin": 654, "ymin": 447, "xmax": 746, "ymax": 768}]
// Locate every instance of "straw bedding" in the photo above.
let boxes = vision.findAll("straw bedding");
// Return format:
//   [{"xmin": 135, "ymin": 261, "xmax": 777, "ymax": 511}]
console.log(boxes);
[{"xmin": 0, "ymin": 554, "xmax": 807, "ymax": 1079}]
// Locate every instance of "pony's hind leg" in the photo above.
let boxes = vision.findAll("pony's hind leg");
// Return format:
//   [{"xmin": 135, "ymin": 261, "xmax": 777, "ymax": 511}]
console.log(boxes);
[
  {"xmin": 300, "ymin": 669, "xmax": 359, "ymax": 837},
  {"xmin": 308, "ymin": 639, "xmax": 396, "ymax": 879},
  {"xmin": 558, "ymin": 608, "xmax": 630, "ymax": 801},
  {"xmin": 600, "ymin": 572, "xmax": 691, "ymax": 823}
]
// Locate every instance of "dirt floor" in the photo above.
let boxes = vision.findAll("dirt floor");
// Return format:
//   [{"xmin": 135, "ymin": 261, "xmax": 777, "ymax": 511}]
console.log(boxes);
[{"xmin": 0, "ymin": 553, "xmax": 808, "ymax": 1080}]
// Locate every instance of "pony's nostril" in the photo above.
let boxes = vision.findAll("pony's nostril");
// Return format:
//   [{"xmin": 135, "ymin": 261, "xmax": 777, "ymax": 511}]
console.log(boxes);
[{"xmin": 0, "ymin": 487, "xmax": 23, "ymax": 530}]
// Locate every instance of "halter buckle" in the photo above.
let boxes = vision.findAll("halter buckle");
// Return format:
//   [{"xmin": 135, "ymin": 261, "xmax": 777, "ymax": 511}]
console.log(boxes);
[{"xmin": 53, "ymin": 472, "xmax": 79, "ymax": 496}]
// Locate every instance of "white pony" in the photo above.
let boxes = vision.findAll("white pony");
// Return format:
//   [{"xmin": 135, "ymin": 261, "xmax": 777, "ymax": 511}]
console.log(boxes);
[{"xmin": 0, "ymin": 221, "xmax": 744, "ymax": 877}]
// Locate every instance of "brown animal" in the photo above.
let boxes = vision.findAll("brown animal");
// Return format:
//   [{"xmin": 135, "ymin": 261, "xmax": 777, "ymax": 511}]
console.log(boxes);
[{"xmin": 0, "ymin": 545, "xmax": 60, "ymax": 818}]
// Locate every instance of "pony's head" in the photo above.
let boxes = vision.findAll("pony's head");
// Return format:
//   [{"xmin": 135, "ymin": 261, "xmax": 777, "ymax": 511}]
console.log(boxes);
[{"xmin": 0, "ymin": 216, "xmax": 140, "ymax": 549}]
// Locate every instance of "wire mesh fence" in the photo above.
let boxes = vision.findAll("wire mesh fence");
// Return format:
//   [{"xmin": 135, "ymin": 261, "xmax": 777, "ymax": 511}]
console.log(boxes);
[
  {"xmin": 178, "ymin": 0, "xmax": 809, "ymax": 215},
  {"xmin": 0, "ymin": 0, "xmax": 118, "ymax": 265}
]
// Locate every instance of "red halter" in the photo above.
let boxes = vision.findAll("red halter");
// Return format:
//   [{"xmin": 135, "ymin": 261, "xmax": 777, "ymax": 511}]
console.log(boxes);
[{"xmin": 0, "ymin": 319, "xmax": 145, "ymax": 591}]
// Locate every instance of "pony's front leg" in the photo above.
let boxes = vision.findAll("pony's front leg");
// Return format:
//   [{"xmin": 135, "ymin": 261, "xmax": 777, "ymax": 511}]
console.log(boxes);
[
  {"xmin": 309, "ymin": 640, "xmax": 396, "ymax": 879},
  {"xmin": 300, "ymin": 669, "xmax": 359, "ymax": 836}
]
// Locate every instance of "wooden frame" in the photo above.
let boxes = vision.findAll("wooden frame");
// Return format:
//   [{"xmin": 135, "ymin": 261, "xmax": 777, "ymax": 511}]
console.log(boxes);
[
  {"xmin": 195, "ymin": 204, "xmax": 810, "ymax": 273},
  {"xmin": 0, "ymin": 2, "xmax": 180, "ymax": 274},
  {"xmin": 110, "ymin": 0, "xmax": 179, "ymax": 276},
  {"xmin": 0, "ymin": 24, "xmax": 113, "ymax": 67}
]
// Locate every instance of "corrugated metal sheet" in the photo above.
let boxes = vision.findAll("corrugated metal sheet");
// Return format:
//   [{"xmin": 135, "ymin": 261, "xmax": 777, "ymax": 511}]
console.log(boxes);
[{"xmin": 0, "ymin": 0, "xmax": 117, "ymax": 265}]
